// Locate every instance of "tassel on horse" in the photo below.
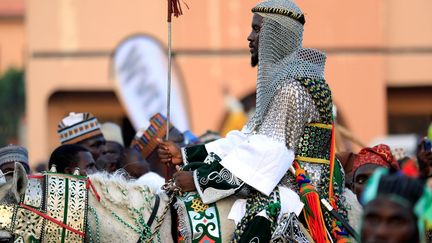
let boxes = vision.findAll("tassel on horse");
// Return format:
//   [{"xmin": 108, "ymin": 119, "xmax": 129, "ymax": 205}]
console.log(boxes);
[
  {"xmin": 328, "ymin": 123, "xmax": 354, "ymax": 243},
  {"xmin": 294, "ymin": 161, "xmax": 330, "ymax": 243}
]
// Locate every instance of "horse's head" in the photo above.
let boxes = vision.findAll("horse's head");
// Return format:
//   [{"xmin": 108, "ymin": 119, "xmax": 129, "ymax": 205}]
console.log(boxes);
[{"xmin": 0, "ymin": 162, "xmax": 28, "ymax": 242}]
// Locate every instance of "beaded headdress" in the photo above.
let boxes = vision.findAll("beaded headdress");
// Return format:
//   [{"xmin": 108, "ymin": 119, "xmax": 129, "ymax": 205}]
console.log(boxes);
[{"xmin": 352, "ymin": 144, "xmax": 400, "ymax": 176}]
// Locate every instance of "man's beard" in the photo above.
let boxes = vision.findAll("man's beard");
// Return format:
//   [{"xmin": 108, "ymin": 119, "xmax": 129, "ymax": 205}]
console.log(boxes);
[{"xmin": 251, "ymin": 54, "xmax": 258, "ymax": 67}]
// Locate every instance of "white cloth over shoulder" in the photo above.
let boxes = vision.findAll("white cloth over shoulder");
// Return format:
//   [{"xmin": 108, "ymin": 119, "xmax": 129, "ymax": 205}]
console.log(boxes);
[
  {"xmin": 220, "ymin": 134, "xmax": 294, "ymax": 196},
  {"xmin": 204, "ymin": 130, "xmax": 248, "ymax": 159}
]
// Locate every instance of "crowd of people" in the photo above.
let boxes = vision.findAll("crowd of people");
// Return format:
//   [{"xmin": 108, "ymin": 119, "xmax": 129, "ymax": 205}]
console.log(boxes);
[
  {"xmin": 1, "ymin": 110, "xmax": 431, "ymax": 242},
  {"xmin": 0, "ymin": 0, "xmax": 432, "ymax": 242}
]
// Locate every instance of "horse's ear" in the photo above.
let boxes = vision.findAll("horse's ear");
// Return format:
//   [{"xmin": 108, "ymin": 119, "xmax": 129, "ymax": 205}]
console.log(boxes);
[{"xmin": 12, "ymin": 162, "xmax": 28, "ymax": 201}]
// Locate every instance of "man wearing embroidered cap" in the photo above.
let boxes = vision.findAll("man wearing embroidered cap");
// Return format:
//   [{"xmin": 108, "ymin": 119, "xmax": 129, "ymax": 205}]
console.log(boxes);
[
  {"xmin": 159, "ymin": 0, "xmax": 352, "ymax": 241},
  {"xmin": 0, "ymin": 145, "xmax": 30, "ymax": 179},
  {"xmin": 97, "ymin": 122, "xmax": 125, "ymax": 173},
  {"xmin": 100, "ymin": 122, "xmax": 124, "ymax": 147},
  {"xmin": 351, "ymin": 144, "xmax": 400, "ymax": 201},
  {"xmin": 57, "ymin": 112, "xmax": 106, "ymax": 160}
]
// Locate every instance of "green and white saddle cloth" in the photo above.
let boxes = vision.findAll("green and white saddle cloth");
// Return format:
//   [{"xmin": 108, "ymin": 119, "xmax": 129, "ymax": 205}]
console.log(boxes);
[{"xmin": 175, "ymin": 192, "xmax": 223, "ymax": 243}]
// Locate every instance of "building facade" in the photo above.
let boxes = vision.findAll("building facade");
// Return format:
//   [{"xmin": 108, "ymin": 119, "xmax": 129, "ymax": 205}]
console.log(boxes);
[
  {"xmin": 25, "ymin": 0, "xmax": 432, "ymax": 164},
  {"xmin": 0, "ymin": 0, "xmax": 25, "ymax": 72}
]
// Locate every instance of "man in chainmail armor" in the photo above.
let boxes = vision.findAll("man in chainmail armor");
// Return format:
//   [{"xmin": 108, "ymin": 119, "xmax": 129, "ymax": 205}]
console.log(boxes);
[{"xmin": 158, "ymin": 0, "xmax": 351, "ymax": 242}]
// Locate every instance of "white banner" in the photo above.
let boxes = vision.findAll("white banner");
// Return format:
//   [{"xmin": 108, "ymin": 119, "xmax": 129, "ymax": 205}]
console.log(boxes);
[{"xmin": 112, "ymin": 35, "xmax": 190, "ymax": 132}]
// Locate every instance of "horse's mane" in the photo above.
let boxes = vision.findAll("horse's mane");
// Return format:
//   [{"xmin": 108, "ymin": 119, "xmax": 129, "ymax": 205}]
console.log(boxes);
[
  {"xmin": 88, "ymin": 171, "xmax": 162, "ymax": 209},
  {"xmin": 86, "ymin": 172, "xmax": 172, "ymax": 242},
  {"xmin": 89, "ymin": 171, "xmax": 149, "ymax": 189}
]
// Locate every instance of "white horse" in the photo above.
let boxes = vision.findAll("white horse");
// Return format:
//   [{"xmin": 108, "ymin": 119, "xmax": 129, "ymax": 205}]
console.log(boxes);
[
  {"xmin": 0, "ymin": 163, "xmax": 172, "ymax": 243},
  {"xmin": 0, "ymin": 163, "xmax": 361, "ymax": 243}
]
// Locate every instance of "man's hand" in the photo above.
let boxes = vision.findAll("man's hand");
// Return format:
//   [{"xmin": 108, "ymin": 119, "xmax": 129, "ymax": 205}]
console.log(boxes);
[
  {"xmin": 174, "ymin": 171, "xmax": 196, "ymax": 192},
  {"xmin": 156, "ymin": 139, "xmax": 183, "ymax": 165}
]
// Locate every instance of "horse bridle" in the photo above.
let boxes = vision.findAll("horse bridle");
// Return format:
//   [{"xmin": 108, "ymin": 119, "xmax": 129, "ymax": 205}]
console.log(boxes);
[{"xmin": 136, "ymin": 194, "xmax": 160, "ymax": 243}]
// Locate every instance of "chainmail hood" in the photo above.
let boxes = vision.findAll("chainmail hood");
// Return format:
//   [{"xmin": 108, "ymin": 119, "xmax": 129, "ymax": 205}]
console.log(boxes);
[{"xmin": 248, "ymin": 0, "xmax": 327, "ymax": 131}]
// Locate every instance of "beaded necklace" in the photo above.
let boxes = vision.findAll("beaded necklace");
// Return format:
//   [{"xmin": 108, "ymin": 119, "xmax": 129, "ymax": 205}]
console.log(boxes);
[
  {"xmin": 87, "ymin": 206, "xmax": 101, "ymax": 243},
  {"xmin": 97, "ymin": 182, "xmax": 154, "ymax": 241}
]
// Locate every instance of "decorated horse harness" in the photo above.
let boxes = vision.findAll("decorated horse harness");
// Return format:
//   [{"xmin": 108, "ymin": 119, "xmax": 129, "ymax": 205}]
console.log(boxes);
[
  {"xmin": 0, "ymin": 171, "xmax": 163, "ymax": 243},
  {"xmin": 0, "ymin": 172, "xmax": 91, "ymax": 242}
]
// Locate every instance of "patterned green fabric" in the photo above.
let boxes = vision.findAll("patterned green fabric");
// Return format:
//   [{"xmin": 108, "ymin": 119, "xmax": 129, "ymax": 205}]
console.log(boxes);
[
  {"xmin": 236, "ymin": 216, "xmax": 272, "ymax": 243},
  {"xmin": 332, "ymin": 158, "xmax": 346, "ymax": 197},
  {"xmin": 295, "ymin": 77, "xmax": 335, "ymax": 200},
  {"xmin": 297, "ymin": 78, "xmax": 333, "ymax": 123},
  {"xmin": 296, "ymin": 78, "xmax": 349, "ymax": 234},
  {"xmin": 195, "ymin": 161, "xmax": 243, "ymax": 196},
  {"xmin": 183, "ymin": 145, "xmax": 208, "ymax": 163},
  {"xmin": 185, "ymin": 153, "xmax": 280, "ymax": 242},
  {"xmin": 186, "ymin": 153, "xmax": 244, "ymax": 204},
  {"xmin": 232, "ymin": 190, "xmax": 280, "ymax": 243},
  {"xmin": 296, "ymin": 125, "xmax": 331, "ymax": 161},
  {"xmin": 323, "ymin": 158, "xmax": 349, "ymax": 229},
  {"xmin": 175, "ymin": 192, "xmax": 222, "ymax": 243}
]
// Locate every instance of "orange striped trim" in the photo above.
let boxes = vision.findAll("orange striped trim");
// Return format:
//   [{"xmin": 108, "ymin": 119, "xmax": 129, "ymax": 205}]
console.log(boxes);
[{"xmin": 62, "ymin": 130, "xmax": 102, "ymax": 144}]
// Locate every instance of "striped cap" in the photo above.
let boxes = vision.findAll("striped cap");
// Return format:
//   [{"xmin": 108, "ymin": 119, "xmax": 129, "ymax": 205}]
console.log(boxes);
[
  {"xmin": 131, "ymin": 113, "xmax": 172, "ymax": 159},
  {"xmin": 57, "ymin": 112, "xmax": 103, "ymax": 144}
]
